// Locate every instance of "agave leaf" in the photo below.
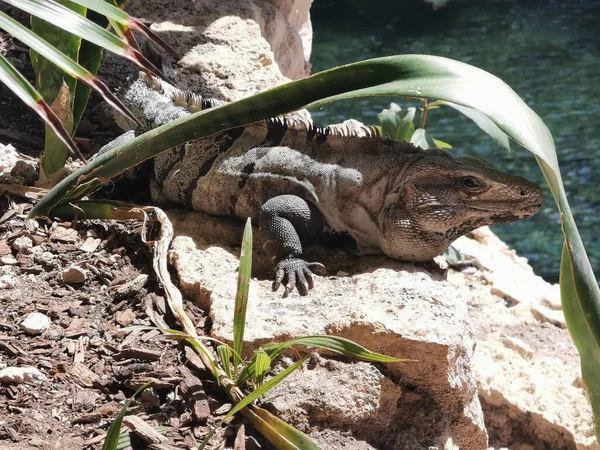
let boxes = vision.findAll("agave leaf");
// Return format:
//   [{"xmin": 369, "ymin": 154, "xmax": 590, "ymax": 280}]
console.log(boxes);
[
  {"xmin": 0, "ymin": 10, "xmax": 140, "ymax": 126},
  {"xmin": 67, "ymin": 0, "xmax": 181, "ymax": 59},
  {"xmin": 0, "ymin": 53, "xmax": 80, "ymax": 158},
  {"xmin": 39, "ymin": 81, "xmax": 75, "ymax": 174},
  {"xmin": 29, "ymin": 55, "xmax": 600, "ymax": 438},
  {"xmin": 4, "ymin": 0, "xmax": 166, "ymax": 79},
  {"xmin": 435, "ymin": 100, "xmax": 510, "ymax": 150},
  {"xmin": 71, "ymin": 0, "xmax": 129, "ymax": 127}
]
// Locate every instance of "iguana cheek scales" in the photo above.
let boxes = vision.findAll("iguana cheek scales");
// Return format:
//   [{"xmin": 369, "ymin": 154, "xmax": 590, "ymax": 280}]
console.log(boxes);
[{"xmin": 106, "ymin": 73, "xmax": 544, "ymax": 296}]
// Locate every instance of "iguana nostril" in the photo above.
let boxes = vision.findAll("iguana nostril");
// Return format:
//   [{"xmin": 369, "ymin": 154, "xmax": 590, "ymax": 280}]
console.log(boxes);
[{"xmin": 520, "ymin": 189, "xmax": 526, "ymax": 196}]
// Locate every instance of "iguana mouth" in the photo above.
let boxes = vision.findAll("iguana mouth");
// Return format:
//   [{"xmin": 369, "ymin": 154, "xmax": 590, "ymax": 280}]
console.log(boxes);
[{"xmin": 467, "ymin": 201, "xmax": 542, "ymax": 215}]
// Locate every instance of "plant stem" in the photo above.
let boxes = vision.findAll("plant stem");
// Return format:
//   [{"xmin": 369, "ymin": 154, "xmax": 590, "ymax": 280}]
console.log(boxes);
[{"xmin": 419, "ymin": 98, "xmax": 428, "ymax": 129}]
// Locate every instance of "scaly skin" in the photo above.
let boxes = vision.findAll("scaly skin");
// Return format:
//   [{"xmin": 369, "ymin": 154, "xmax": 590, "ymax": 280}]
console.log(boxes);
[{"xmin": 105, "ymin": 73, "xmax": 543, "ymax": 297}]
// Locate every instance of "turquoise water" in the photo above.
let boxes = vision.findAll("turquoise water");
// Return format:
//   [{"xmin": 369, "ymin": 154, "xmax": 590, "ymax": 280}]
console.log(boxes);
[{"xmin": 310, "ymin": 0, "xmax": 600, "ymax": 282}]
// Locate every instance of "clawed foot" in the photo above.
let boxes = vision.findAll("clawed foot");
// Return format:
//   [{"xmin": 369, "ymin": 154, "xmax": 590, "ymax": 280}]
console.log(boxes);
[{"xmin": 273, "ymin": 258, "xmax": 326, "ymax": 298}]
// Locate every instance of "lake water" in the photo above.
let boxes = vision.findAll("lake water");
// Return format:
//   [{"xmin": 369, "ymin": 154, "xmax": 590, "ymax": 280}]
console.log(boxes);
[{"xmin": 309, "ymin": 0, "xmax": 600, "ymax": 282}]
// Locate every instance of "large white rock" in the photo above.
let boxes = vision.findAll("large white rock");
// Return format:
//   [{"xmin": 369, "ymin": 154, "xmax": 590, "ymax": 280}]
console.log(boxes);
[
  {"xmin": 124, "ymin": 0, "xmax": 312, "ymax": 100},
  {"xmin": 450, "ymin": 227, "xmax": 597, "ymax": 450},
  {"xmin": 167, "ymin": 209, "xmax": 488, "ymax": 450}
]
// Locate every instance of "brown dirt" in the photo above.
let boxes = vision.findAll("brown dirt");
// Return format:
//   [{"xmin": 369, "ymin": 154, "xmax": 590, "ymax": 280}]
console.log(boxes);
[
  {"xmin": 0, "ymin": 197, "xmax": 266, "ymax": 450},
  {"xmin": 0, "ymin": 28, "xmax": 268, "ymax": 450}
]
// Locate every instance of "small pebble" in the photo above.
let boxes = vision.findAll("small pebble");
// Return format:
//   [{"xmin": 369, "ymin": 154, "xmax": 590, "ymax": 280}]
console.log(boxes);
[
  {"xmin": 0, "ymin": 274, "xmax": 16, "ymax": 289},
  {"xmin": 21, "ymin": 312, "xmax": 51, "ymax": 335},
  {"xmin": 0, "ymin": 256, "xmax": 18, "ymax": 266},
  {"xmin": 10, "ymin": 160, "xmax": 38, "ymax": 185},
  {"xmin": 12, "ymin": 236, "xmax": 33, "ymax": 252},
  {"xmin": 62, "ymin": 266, "xmax": 87, "ymax": 284},
  {"xmin": 0, "ymin": 367, "xmax": 46, "ymax": 384}
]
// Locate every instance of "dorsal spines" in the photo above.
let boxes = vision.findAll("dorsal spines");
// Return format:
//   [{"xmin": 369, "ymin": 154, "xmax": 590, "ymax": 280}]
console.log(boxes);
[{"xmin": 135, "ymin": 72, "xmax": 383, "ymax": 140}]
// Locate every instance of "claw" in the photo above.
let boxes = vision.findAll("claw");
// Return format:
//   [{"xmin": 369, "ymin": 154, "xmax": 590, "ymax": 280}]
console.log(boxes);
[{"xmin": 272, "ymin": 258, "xmax": 326, "ymax": 297}]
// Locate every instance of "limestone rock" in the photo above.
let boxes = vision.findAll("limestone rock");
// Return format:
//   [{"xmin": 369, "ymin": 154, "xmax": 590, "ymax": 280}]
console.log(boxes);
[
  {"xmin": 12, "ymin": 236, "xmax": 33, "ymax": 252},
  {"xmin": 122, "ymin": 0, "xmax": 312, "ymax": 100},
  {"xmin": 62, "ymin": 266, "xmax": 87, "ymax": 284},
  {"xmin": 0, "ymin": 367, "xmax": 46, "ymax": 384},
  {"xmin": 20, "ymin": 312, "xmax": 51, "ymax": 335},
  {"xmin": 449, "ymin": 227, "xmax": 597, "ymax": 450},
  {"xmin": 0, "ymin": 273, "xmax": 16, "ymax": 289},
  {"xmin": 167, "ymin": 209, "xmax": 487, "ymax": 450},
  {"xmin": 0, "ymin": 143, "xmax": 19, "ymax": 174},
  {"xmin": 475, "ymin": 337, "xmax": 596, "ymax": 450}
]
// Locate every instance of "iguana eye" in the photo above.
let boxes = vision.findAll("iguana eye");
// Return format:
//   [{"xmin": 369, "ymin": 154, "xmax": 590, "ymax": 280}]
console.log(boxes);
[{"xmin": 461, "ymin": 176, "xmax": 482, "ymax": 189}]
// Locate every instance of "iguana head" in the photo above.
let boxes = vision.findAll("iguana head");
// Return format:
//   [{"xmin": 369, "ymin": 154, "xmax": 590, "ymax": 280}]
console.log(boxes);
[{"xmin": 379, "ymin": 151, "xmax": 543, "ymax": 262}]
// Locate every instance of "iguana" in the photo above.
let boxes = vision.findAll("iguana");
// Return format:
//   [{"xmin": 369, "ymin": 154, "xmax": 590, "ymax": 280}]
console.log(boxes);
[{"xmin": 101, "ymin": 73, "xmax": 543, "ymax": 297}]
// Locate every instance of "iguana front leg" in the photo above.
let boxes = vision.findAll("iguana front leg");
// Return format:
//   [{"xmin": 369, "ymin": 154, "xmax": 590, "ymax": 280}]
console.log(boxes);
[{"xmin": 259, "ymin": 195, "xmax": 326, "ymax": 297}]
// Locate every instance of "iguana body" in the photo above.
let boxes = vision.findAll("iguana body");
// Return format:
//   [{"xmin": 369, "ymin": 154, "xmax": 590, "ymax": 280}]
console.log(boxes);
[{"xmin": 106, "ymin": 73, "xmax": 543, "ymax": 296}]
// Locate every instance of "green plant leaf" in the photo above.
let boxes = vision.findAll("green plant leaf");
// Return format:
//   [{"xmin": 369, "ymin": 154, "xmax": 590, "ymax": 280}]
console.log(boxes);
[
  {"xmin": 263, "ymin": 336, "xmax": 403, "ymax": 363},
  {"xmin": 249, "ymin": 406, "xmax": 325, "ymax": 450},
  {"xmin": 0, "ymin": 53, "xmax": 80, "ymax": 158},
  {"xmin": 436, "ymin": 100, "xmax": 510, "ymax": 150},
  {"xmin": 67, "ymin": 0, "xmax": 180, "ymax": 59},
  {"xmin": 376, "ymin": 102, "xmax": 416, "ymax": 141},
  {"xmin": 233, "ymin": 218, "xmax": 252, "ymax": 373},
  {"xmin": 0, "ymin": 10, "xmax": 139, "ymax": 126},
  {"xmin": 40, "ymin": 81, "xmax": 74, "ymax": 174},
  {"xmin": 3, "ymin": 0, "xmax": 166, "ymax": 79},
  {"xmin": 433, "ymin": 138, "xmax": 452, "ymax": 149},
  {"xmin": 410, "ymin": 128, "xmax": 436, "ymax": 149},
  {"xmin": 217, "ymin": 344, "xmax": 233, "ymax": 379},
  {"xmin": 200, "ymin": 355, "xmax": 310, "ymax": 450},
  {"xmin": 72, "ymin": 7, "xmax": 108, "ymax": 131},
  {"xmin": 237, "ymin": 335, "xmax": 402, "ymax": 386},
  {"xmin": 101, "ymin": 381, "xmax": 153, "ymax": 450},
  {"xmin": 253, "ymin": 348, "xmax": 271, "ymax": 386}
]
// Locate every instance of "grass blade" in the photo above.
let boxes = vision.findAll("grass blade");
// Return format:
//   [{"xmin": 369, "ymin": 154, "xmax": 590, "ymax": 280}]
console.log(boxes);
[
  {"xmin": 237, "ymin": 335, "xmax": 402, "ymax": 385},
  {"xmin": 249, "ymin": 405, "xmax": 324, "ymax": 450},
  {"xmin": 101, "ymin": 382, "xmax": 153, "ymax": 450},
  {"xmin": 253, "ymin": 349, "xmax": 271, "ymax": 386},
  {"xmin": 199, "ymin": 355, "xmax": 310, "ymax": 450},
  {"xmin": 233, "ymin": 218, "xmax": 252, "ymax": 372}
]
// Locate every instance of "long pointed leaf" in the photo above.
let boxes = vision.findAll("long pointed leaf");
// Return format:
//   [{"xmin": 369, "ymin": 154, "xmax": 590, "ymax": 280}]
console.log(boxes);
[
  {"xmin": 0, "ymin": 10, "xmax": 140, "ymax": 126},
  {"xmin": 200, "ymin": 355, "xmax": 310, "ymax": 450},
  {"xmin": 28, "ymin": 55, "xmax": 600, "ymax": 438},
  {"xmin": 101, "ymin": 382, "xmax": 153, "ymax": 450},
  {"xmin": 4, "ymin": 0, "xmax": 167, "ymax": 79},
  {"xmin": 233, "ymin": 218, "xmax": 252, "ymax": 372},
  {"xmin": 237, "ymin": 335, "xmax": 402, "ymax": 386},
  {"xmin": 66, "ymin": 0, "xmax": 181, "ymax": 59},
  {"xmin": 249, "ymin": 406, "xmax": 324, "ymax": 450},
  {"xmin": 0, "ymin": 53, "xmax": 80, "ymax": 157}
]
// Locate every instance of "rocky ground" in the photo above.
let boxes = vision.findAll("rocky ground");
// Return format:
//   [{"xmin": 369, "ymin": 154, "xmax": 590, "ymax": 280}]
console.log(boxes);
[{"xmin": 0, "ymin": 197, "xmax": 261, "ymax": 449}]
